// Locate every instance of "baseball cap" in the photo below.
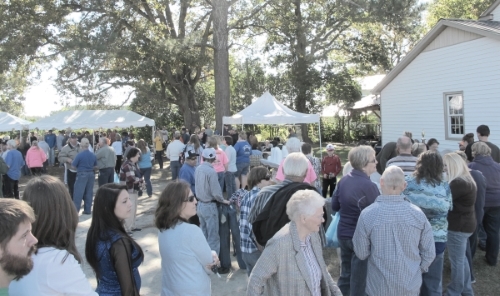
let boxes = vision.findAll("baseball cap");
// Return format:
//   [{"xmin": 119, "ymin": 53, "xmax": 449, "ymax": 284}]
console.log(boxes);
[
  {"xmin": 185, "ymin": 150, "xmax": 199, "ymax": 159},
  {"xmin": 202, "ymin": 148, "xmax": 216, "ymax": 159},
  {"xmin": 326, "ymin": 144, "xmax": 335, "ymax": 151},
  {"xmin": 69, "ymin": 132, "xmax": 77, "ymax": 139}
]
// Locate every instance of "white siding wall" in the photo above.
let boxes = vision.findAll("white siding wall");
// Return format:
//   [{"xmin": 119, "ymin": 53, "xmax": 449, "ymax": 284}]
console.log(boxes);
[
  {"xmin": 380, "ymin": 37, "xmax": 500, "ymax": 152},
  {"xmin": 493, "ymin": 5, "xmax": 500, "ymax": 21}
]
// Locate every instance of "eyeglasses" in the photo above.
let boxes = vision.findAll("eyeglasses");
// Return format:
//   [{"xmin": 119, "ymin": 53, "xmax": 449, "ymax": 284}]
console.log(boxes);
[
  {"xmin": 263, "ymin": 174, "xmax": 271, "ymax": 181},
  {"xmin": 368, "ymin": 159, "xmax": 376, "ymax": 163},
  {"xmin": 185, "ymin": 195, "xmax": 196, "ymax": 202}
]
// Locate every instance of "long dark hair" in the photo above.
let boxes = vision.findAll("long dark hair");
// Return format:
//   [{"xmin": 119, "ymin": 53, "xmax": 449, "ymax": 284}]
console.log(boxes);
[
  {"xmin": 414, "ymin": 151, "xmax": 443, "ymax": 186},
  {"xmin": 22, "ymin": 175, "xmax": 81, "ymax": 263},
  {"xmin": 155, "ymin": 181, "xmax": 191, "ymax": 231},
  {"xmin": 85, "ymin": 183, "xmax": 144, "ymax": 279}
]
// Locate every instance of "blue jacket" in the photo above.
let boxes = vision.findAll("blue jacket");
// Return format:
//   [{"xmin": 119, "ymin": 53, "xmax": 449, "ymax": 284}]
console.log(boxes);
[
  {"xmin": 179, "ymin": 163, "xmax": 196, "ymax": 195},
  {"xmin": 332, "ymin": 169, "xmax": 379, "ymax": 239},
  {"xmin": 5, "ymin": 150, "xmax": 24, "ymax": 180},
  {"xmin": 72, "ymin": 150, "xmax": 97, "ymax": 172},
  {"xmin": 469, "ymin": 155, "xmax": 500, "ymax": 207},
  {"xmin": 44, "ymin": 133, "xmax": 57, "ymax": 149}
]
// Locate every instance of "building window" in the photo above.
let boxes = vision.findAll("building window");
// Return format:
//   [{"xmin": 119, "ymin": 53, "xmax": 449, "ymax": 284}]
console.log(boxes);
[{"xmin": 444, "ymin": 92, "xmax": 464, "ymax": 138}]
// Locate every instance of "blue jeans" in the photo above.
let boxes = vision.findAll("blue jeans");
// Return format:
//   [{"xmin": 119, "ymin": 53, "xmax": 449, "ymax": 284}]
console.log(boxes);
[
  {"xmin": 421, "ymin": 251, "xmax": 444, "ymax": 296},
  {"xmin": 483, "ymin": 206, "xmax": 500, "ymax": 265},
  {"xmin": 225, "ymin": 171, "xmax": 236, "ymax": 200},
  {"xmin": 219, "ymin": 204, "xmax": 246, "ymax": 270},
  {"xmin": 217, "ymin": 171, "xmax": 225, "ymax": 192},
  {"xmin": 446, "ymin": 231, "xmax": 473, "ymax": 296},
  {"xmin": 170, "ymin": 160, "xmax": 180, "ymax": 180},
  {"xmin": 338, "ymin": 238, "xmax": 367, "ymax": 296},
  {"xmin": 49, "ymin": 147, "xmax": 55, "ymax": 166},
  {"xmin": 73, "ymin": 171, "xmax": 95, "ymax": 213},
  {"xmin": 155, "ymin": 150, "xmax": 163, "ymax": 169},
  {"xmin": 242, "ymin": 251, "xmax": 262, "ymax": 276},
  {"xmin": 140, "ymin": 167, "xmax": 152, "ymax": 196},
  {"xmin": 466, "ymin": 227, "xmax": 478, "ymax": 282},
  {"xmin": 197, "ymin": 202, "xmax": 220, "ymax": 255},
  {"xmin": 98, "ymin": 167, "xmax": 114, "ymax": 187}
]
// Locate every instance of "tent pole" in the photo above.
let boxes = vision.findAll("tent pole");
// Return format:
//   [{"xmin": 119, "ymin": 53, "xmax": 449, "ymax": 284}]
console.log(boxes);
[
  {"xmin": 152, "ymin": 126, "xmax": 154, "ymax": 147},
  {"xmin": 318, "ymin": 120, "xmax": 322, "ymax": 159}
]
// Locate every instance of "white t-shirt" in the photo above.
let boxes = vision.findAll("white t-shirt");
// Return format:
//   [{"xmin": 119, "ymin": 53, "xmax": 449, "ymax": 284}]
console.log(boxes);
[
  {"xmin": 9, "ymin": 247, "xmax": 97, "ymax": 296},
  {"xmin": 225, "ymin": 145, "xmax": 237, "ymax": 173},
  {"xmin": 111, "ymin": 141, "xmax": 123, "ymax": 156}
]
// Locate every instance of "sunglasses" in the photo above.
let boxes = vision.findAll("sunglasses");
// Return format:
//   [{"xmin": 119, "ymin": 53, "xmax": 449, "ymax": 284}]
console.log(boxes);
[
  {"xmin": 263, "ymin": 174, "xmax": 271, "ymax": 181},
  {"xmin": 185, "ymin": 195, "xmax": 196, "ymax": 202}
]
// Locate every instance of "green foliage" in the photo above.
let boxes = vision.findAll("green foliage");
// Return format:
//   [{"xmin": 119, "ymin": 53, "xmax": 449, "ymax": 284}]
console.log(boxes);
[{"xmin": 426, "ymin": 0, "xmax": 496, "ymax": 28}]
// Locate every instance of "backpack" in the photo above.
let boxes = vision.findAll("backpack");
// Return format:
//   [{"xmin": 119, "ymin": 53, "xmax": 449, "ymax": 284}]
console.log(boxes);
[
  {"xmin": 178, "ymin": 145, "xmax": 189, "ymax": 165},
  {"xmin": 252, "ymin": 182, "xmax": 317, "ymax": 246}
]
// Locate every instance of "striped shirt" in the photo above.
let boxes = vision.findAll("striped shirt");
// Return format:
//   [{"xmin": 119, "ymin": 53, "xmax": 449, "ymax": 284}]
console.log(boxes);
[
  {"xmin": 194, "ymin": 162, "xmax": 225, "ymax": 203},
  {"xmin": 386, "ymin": 154, "xmax": 418, "ymax": 175},
  {"xmin": 353, "ymin": 195, "xmax": 436, "ymax": 296},
  {"xmin": 239, "ymin": 187, "xmax": 260, "ymax": 253},
  {"xmin": 300, "ymin": 235, "xmax": 322, "ymax": 296},
  {"xmin": 248, "ymin": 179, "xmax": 293, "ymax": 223}
]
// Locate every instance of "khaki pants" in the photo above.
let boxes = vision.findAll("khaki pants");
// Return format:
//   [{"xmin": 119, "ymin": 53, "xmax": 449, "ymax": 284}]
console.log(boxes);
[{"xmin": 124, "ymin": 191, "xmax": 138, "ymax": 231}]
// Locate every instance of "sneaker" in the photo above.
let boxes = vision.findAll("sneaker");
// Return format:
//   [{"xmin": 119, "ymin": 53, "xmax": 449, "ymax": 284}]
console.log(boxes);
[
  {"xmin": 217, "ymin": 267, "xmax": 230, "ymax": 274},
  {"xmin": 131, "ymin": 228, "xmax": 142, "ymax": 232},
  {"xmin": 471, "ymin": 279, "xmax": 476, "ymax": 284}
]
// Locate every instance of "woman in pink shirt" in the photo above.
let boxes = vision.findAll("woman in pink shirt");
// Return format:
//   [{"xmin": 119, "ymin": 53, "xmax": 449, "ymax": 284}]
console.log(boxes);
[
  {"xmin": 26, "ymin": 141, "xmax": 47, "ymax": 176},
  {"xmin": 206, "ymin": 136, "xmax": 228, "ymax": 191}
]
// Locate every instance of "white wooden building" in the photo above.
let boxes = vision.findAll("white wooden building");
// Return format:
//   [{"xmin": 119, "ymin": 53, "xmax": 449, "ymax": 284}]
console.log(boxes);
[{"xmin": 372, "ymin": 0, "xmax": 500, "ymax": 152}]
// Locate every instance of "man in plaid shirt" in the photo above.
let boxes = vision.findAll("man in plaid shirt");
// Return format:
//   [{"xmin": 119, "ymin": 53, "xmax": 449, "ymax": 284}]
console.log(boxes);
[{"xmin": 353, "ymin": 166, "xmax": 435, "ymax": 296}]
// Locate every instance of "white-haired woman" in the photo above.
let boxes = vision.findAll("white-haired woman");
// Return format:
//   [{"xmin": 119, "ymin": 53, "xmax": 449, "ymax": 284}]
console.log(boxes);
[
  {"xmin": 443, "ymin": 153, "xmax": 476, "ymax": 296},
  {"xmin": 275, "ymin": 137, "xmax": 317, "ymax": 185},
  {"xmin": 247, "ymin": 189, "xmax": 341, "ymax": 296}
]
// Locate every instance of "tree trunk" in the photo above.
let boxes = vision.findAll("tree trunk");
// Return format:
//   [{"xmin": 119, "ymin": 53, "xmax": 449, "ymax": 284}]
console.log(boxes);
[
  {"xmin": 213, "ymin": 0, "xmax": 231, "ymax": 133},
  {"xmin": 292, "ymin": 0, "xmax": 312, "ymax": 143},
  {"xmin": 177, "ymin": 88, "xmax": 201, "ymax": 131}
]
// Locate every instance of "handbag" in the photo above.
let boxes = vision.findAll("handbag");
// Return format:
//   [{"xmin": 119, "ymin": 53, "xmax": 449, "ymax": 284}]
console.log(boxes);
[
  {"xmin": 114, "ymin": 172, "xmax": 120, "ymax": 184},
  {"xmin": 325, "ymin": 212, "xmax": 340, "ymax": 248}
]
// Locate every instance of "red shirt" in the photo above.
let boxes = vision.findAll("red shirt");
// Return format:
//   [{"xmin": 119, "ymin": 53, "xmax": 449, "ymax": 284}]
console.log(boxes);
[{"xmin": 321, "ymin": 154, "xmax": 341, "ymax": 176}]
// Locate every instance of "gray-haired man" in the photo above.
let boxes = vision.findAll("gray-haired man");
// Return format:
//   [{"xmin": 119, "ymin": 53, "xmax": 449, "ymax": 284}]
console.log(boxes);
[
  {"xmin": 353, "ymin": 166, "xmax": 435, "ymax": 296},
  {"xmin": 195, "ymin": 148, "xmax": 230, "ymax": 257}
]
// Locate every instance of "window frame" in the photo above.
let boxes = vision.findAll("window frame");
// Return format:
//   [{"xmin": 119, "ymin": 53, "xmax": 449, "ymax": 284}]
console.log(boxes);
[{"xmin": 443, "ymin": 91, "xmax": 464, "ymax": 140}]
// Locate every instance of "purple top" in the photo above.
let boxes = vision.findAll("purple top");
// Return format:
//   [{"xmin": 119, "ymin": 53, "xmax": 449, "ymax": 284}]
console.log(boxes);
[{"xmin": 332, "ymin": 169, "xmax": 379, "ymax": 239}]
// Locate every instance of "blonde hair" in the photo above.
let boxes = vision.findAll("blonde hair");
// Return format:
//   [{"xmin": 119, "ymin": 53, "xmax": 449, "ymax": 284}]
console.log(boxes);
[{"xmin": 443, "ymin": 153, "xmax": 476, "ymax": 189}]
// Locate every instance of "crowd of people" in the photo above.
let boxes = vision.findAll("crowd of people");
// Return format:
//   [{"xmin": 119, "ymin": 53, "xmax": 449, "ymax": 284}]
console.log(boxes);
[{"xmin": 0, "ymin": 123, "xmax": 499, "ymax": 296}]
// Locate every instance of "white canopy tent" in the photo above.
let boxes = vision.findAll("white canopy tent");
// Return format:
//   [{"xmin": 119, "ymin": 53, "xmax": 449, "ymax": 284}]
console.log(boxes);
[
  {"xmin": 30, "ymin": 110, "xmax": 156, "ymax": 145},
  {"xmin": 0, "ymin": 112, "xmax": 31, "ymax": 132},
  {"xmin": 223, "ymin": 92, "xmax": 320, "ymax": 125},
  {"xmin": 222, "ymin": 91, "xmax": 322, "ymax": 156},
  {"xmin": 30, "ymin": 110, "xmax": 155, "ymax": 130}
]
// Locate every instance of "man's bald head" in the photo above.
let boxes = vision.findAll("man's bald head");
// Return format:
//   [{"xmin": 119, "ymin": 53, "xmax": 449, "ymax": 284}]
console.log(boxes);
[{"xmin": 397, "ymin": 136, "xmax": 412, "ymax": 154}]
